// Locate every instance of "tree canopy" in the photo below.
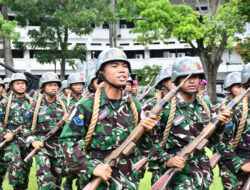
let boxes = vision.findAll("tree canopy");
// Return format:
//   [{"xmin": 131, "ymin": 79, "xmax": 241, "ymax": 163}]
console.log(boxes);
[
  {"xmin": 3, "ymin": 0, "xmax": 114, "ymax": 79},
  {"xmin": 118, "ymin": 0, "xmax": 248, "ymax": 103}
]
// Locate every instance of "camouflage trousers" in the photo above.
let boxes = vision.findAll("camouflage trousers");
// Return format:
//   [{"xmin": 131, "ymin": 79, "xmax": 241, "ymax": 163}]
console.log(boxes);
[
  {"xmin": 219, "ymin": 162, "xmax": 247, "ymax": 190},
  {"xmin": 34, "ymin": 141, "xmax": 65, "ymax": 190},
  {"xmin": 0, "ymin": 141, "xmax": 32, "ymax": 188},
  {"xmin": 0, "ymin": 162, "xmax": 7, "ymax": 186},
  {"xmin": 78, "ymin": 165, "xmax": 140, "ymax": 190}
]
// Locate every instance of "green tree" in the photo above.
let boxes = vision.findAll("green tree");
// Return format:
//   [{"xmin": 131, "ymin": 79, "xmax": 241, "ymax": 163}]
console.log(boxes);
[
  {"xmin": 0, "ymin": 3, "xmax": 19, "ymax": 77},
  {"xmin": 234, "ymin": 37, "xmax": 250, "ymax": 64},
  {"xmin": 118, "ymin": 0, "xmax": 248, "ymax": 104},
  {"xmin": 133, "ymin": 65, "xmax": 161, "ymax": 86},
  {"xmin": 4, "ymin": 0, "xmax": 114, "ymax": 79}
]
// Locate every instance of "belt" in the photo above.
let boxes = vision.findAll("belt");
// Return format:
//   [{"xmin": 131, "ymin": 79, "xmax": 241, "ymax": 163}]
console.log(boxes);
[{"xmin": 89, "ymin": 149, "xmax": 114, "ymax": 160}]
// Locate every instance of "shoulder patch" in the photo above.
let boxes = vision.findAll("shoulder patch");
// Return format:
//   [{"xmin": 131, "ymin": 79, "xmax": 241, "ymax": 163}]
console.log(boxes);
[{"xmin": 73, "ymin": 117, "xmax": 84, "ymax": 126}]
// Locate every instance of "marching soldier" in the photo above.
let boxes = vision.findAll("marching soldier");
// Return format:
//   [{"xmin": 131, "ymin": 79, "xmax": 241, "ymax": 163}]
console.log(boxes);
[
  {"xmin": 0, "ymin": 73, "xmax": 33, "ymax": 190},
  {"xmin": 3, "ymin": 77, "xmax": 10, "ymax": 91},
  {"xmin": 141, "ymin": 66, "xmax": 175, "ymax": 183},
  {"xmin": 0, "ymin": 79, "xmax": 6, "ymax": 100},
  {"xmin": 23, "ymin": 72, "xmax": 68, "ymax": 190},
  {"xmin": 63, "ymin": 73, "xmax": 85, "ymax": 109},
  {"xmin": 60, "ymin": 80, "xmax": 71, "ymax": 98},
  {"xmin": 59, "ymin": 48, "xmax": 159, "ymax": 189},
  {"xmin": 214, "ymin": 66, "xmax": 250, "ymax": 189},
  {"xmin": 148, "ymin": 57, "xmax": 233, "ymax": 189},
  {"xmin": 87, "ymin": 69, "xmax": 99, "ymax": 94}
]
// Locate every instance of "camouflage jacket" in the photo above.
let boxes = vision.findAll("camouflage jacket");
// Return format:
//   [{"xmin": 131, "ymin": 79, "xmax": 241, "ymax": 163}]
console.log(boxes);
[
  {"xmin": 59, "ymin": 89, "xmax": 153, "ymax": 188},
  {"xmin": 213, "ymin": 96, "xmax": 250, "ymax": 174},
  {"xmin": 62, "ymin": 93, "xmax": 82, "ymax": 110},
  {"xmin": 24, "ymin": 97, "xmax": 66, "ymax": 145},
  {"xmin": 149, "ymin": 92, "xmax": 224, "ymax": 188},
  {"xmin": 0, "ymin": 94, "xmax": 31, "ymax": 147}
]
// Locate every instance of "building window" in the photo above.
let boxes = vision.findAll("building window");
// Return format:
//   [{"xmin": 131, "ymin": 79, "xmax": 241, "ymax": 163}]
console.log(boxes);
[
  {"xmin": 12, "ymin": 50, "xmax": 24, "ymax": 58},
  {"xmin": 124, "ymin": 50, "xmax": 144, "ymax": 59}
]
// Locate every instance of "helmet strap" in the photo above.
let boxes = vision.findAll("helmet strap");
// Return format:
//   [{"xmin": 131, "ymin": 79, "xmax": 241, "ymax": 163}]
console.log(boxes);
[
  {"xmin": 10, "ymin": 86, "xmax": 25, "ymax": 96},
  {"xmin": 100, "ymin": 74, "xmax": 125, "ymax": 90},
  {"xmin": 43, "ymin": 89, "xmax": 56, "ymax": 97},
  {"xmin": 180, "ymin": 87, "xmax": 198, "ymax": 96},
  {"xmin": 69, "ymin": 86, "xmax": 82, "ymax": 95}
]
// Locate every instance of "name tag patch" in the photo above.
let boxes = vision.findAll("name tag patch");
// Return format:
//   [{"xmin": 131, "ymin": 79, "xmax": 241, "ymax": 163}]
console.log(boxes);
[
  {"xmin": 98, "ymin": 107, "xmax": 110, "ymax": 121},
  {"xmin": 173, "ymin": 115, "xmax": 186, "ymax": 126}
]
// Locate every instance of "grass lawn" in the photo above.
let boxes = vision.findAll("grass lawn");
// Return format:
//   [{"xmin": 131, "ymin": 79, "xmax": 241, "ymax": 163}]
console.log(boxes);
[{"xmin": 3, "ymin": 148, "xmax": 223, "ymax": 190}]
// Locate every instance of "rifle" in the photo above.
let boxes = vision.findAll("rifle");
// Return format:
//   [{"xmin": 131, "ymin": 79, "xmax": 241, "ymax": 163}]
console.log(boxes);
[
  {"xmin": 0, "ymin": 62, "xmax": 39, "ymax": 92},
  {"xmin": 0, "ymin": 125, "xmax": 22, "ymax": 150},
  {"xmin": 134, "ymin": 157, "xmax": 148, "ymax": 172},
  {"xmin": 209, "ymin": 152, "xmax": 221, "ymax": 169},
  {"xmin": 138, "ymin": 76, "xmax": 155, "ymax": 102},
  {"xmin": 243, "ymin": 175, "xmax": 250, "ymax": 190},
  {"xmin": 83, "ymin": 74, "xmax": 192, "ymax": 190},
  {"xmin": 24, "ymin": 103, "xmax": 79, "ymax": 163},
  {"xmin": 151, "ymin": 86, "xmax": 250, "ymax": 190}
]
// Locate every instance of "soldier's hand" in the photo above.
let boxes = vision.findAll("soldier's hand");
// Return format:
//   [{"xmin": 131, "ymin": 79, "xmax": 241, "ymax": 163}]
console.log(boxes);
[
  {"xmin": 93, "ymin": 163, "xmax": 112, "ymax": 181},
  {"xmin": 166, "ymin": 156, "xmax": 186, "ymax": 169},
  {"xmin": 140, "ymin": 115, "xmax": 159, "ymax": 132},
  {"xmin": 216, "ymin": 110, "xmax": 232, "ymax": 125},
  {"xmin": 62, "ymin": 114, "xmax": 70, "ymax": 122},
  {"xmin": 241, "ymin": 162, "xmax": 250, "ymax": 173},
  {"xmin": 32, "ymin": 141, "xmax": 44, "ymax": 150},
  {"xmin": 4, "ymin": 133, "xmax": 14, "ymax": 142}
]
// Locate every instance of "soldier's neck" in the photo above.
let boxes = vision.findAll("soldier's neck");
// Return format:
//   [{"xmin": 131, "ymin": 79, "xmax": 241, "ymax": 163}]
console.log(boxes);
[
  {"xmin": 15, "ymin": 93, "xmax": 25, "ymax": 98},
  {"xmin": 44, "ymin": 94, "xmax": 56, "ymax": 103},
  {"xmin": 104, "ymin": 85, "xmax": 122, "ymax": 100},
  {"xmin": 72, "ymin": 92, "xmax": 81, "ymax": 99},
  {"xmin": 180, "ymin": 92, "xmax": 195, "ymax": 103}
]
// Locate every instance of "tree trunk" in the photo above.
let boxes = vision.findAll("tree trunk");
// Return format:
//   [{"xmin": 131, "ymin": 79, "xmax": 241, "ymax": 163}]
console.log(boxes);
[
  {"xmin": 1, "ymin": 4, "xmax": 14, "ymax": 77},
  {"xmin": 199, "ymin": 52, "xmax": 220, "ymax": 104},
  {"xmin": 109, "ymin": 0, "xmax": 117, "ymax": 48},
  {"xmin": 60, "ymin": 58, "xmax": 65, "ymax": 80}
]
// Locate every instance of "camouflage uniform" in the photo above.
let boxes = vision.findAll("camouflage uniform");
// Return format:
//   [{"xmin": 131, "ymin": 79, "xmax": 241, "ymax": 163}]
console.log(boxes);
[
  {"xmin": 24, "ymin": 97, "xmax": 66, "ymax": 190},
  {"xmin": 213, "ymin": 97, "xmax": 249, "ymax": 189},
  {"xmin": 59, "ymin": 89, "xmax": 154, "ymax": 189},
  {"xmin": 0, "ymin": 94, "xmax": 32, "ymax": 189},
  {"xmin": 148, "ymin": 57, "xmax": 227, "ymax": 189}
]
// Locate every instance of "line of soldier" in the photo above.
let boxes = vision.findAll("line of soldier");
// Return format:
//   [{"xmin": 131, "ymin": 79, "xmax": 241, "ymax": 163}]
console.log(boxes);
[{"xmin": 0, "ymin": 47, "xmax": 249, "ymax": 190}]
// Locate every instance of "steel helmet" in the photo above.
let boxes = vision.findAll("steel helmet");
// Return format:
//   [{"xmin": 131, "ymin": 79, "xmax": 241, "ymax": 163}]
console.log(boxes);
[
  {"xmin": 67, "ymin": 73, "xmax": 85, "ymax": 86},
  {"xmin": 3, "ymin": 77, "xmax": 10, "ymax": 83},
  {"xmin": 223, "ymin": 72, "xmax": 242, "ymax": 89},
  {"xmin": 96, "ymin": 48, "xmax": 131, "ymax": 74},
  {"xmin": 39, "ymin": 72, "xmax": 61, "ymax": 88},
  {"xmin": 155, "ymin": 67, "xmax": 172, "ymax": 89},
  {"xmin": 87, "ymin": 70, "xmax": 97, "ymax": 86},
  {"xmin": 60, "ymin": 80, "xmax": 68, "ymax": 91},
  {"xmin": 241, "ymin": 63, "xmax": 250, "ymax": 84},
  {"xmin": 171, "ymin": 57, "xmax": 204, "ymax": 83},
  {"xmin": 9, "ymin": 73, "xmax": 28, "ymax": 87}
]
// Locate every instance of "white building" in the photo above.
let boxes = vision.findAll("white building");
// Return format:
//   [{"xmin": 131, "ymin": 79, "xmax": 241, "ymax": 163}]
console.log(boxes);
[{"xmin": 0, "ymin": 1, "xmax": 249, "ymax": 85}]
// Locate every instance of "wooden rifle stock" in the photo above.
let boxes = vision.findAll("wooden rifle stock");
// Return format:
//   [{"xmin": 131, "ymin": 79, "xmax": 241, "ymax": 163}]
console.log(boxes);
[
  {"xmin": 210, "ymin": 152, "xmax": 221, "ymax": 169},
  {"xmin": 82, "ymin": 74, "xmax": 192, "ymax": 190},
  {"xmin": 134, "ymin": 157, "xmax": 148, "ymax": 172},
  {"xmin": 151, "ymin": 87, "xmax": 250, "ymax": 190},
  {"xmin": 0, "ymin": 125, "xmax": 22, "ymax": 150},
  {"xmin": 243, "ymin": 175, "xmax": 250, "ymax": 190},
  {"xmin": 24, "ymin": 103, "xmax": 79, "ymax": 163}
]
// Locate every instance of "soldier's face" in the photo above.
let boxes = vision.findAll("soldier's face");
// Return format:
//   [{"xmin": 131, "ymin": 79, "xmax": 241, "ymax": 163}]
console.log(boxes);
[
  {"xmin": 102, "ymin": 61, "xmax": 129, "ymax": 87},
  {"xmin": 64, "ymin": 88, "xmax": 71, "ymax": 95},
  {"xmin": 179, "ymin": 74, "xmax": 200, "ymax": 93},
  {"xmin": 12, "ymin": 80, "xmax": 27, "ymax": 93},
  {"xmin": 163, "ymin": 79, "xmax": 175, "ymax": 92},
  {"xmin": 44, "ymin": 82, "xmax": 59, "ymax": 95},
  {"xmin": 244, "ymin": 80, "xmax": 250, "ymax": 97},
  {"xmin": 71, "ymin": 83, "xmax": 83, "ymax": 94},
  {"xmin": 4, "ymin": 83, "xmax": 8, "ymax": 90},
  {"xmin": 228, "ymin": 84, "xmax": 244, "ymax": 96},
  {"xmin": 0, "ymin": 85, "xmax": 3, "ymax": 93},
  {"xmin": 125, "ymin": 82, "xmax": 132, "ymax": 92}
]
